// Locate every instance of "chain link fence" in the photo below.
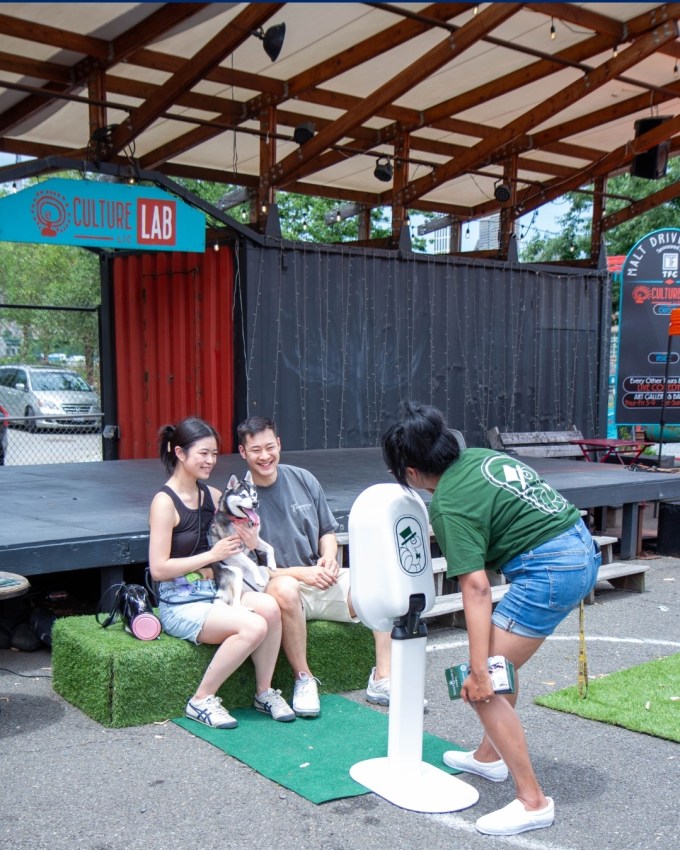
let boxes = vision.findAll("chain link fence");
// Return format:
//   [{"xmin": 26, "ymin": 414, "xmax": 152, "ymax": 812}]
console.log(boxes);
[{"xmin": 1, "ymin": 303, "xmax": 103, "ymax": 466}]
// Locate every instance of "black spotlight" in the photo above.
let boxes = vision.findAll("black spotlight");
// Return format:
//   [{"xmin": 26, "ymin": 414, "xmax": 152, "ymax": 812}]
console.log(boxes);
[
  {"xmin": 254, "ymin": 23, "xmax": 286, "ymax": 62},
  {"xmin": 293, "ymin": 122, "xmax": 315, "ymax": 145},
  {"xmin": 494, "ymin": 181, "xmax": 511, "ymax": 202},
  {"xmin": 374, "ymin": 156, "xmax": 393, "ymax": 182}
]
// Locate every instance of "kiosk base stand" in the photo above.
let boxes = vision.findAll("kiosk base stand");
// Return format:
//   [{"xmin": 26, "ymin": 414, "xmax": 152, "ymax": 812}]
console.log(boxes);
[{"xmin": 350, "ymin": 596, "xmax": 479, "ymax": 813}]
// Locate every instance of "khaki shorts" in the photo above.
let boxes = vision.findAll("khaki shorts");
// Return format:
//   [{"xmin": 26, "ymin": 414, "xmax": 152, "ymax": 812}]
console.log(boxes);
[{"xmin": 298, "ymin": 568, "xmax": 359, "ymax": 623}]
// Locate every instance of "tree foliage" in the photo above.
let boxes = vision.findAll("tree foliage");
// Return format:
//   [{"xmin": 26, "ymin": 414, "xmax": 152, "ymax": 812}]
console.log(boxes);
[{"xmin": 520, "ymin": 158, "xmax": 680, "ymax": 264}]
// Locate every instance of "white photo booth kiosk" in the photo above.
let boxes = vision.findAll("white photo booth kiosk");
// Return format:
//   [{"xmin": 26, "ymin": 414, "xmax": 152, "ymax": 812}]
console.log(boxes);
[{"xmin": 348, "ymin": 483, "xmax": 479, "ymax": 812}]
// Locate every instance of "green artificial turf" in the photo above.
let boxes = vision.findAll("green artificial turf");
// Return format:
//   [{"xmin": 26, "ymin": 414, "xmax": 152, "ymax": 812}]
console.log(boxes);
[
  {"xmin": 52, "ymin": 614, "xmax": 375, "ymax": 728},
  {"xmin": 174, "ymin": 694, "xmax": 464, "ymax": 804},
  {"xmin": 535, "ymin": 653, "xmax": 680, "ymax": 743}
]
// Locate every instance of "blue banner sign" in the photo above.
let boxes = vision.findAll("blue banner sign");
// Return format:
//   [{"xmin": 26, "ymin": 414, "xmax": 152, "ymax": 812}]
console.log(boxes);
[
  {"xmin": 615, "ymin": 228, "xmax": 680, "ymax": 425},
  {"xmin": 0, "ymin": 178, "xmax": 205, "ymax": 252}
]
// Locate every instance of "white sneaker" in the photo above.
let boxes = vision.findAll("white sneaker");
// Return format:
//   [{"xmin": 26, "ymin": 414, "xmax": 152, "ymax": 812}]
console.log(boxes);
[
  {"xmin": 185, "ymin": 695, "xmax": 238, "ymax": 729},
  {"xmin": 476, "ymin": 798, "xmax": 555, "ymax": 835},
  {"xmin": 254, "ymin": 688, "xmax": 296, "ymax": 722},
  {"xmin": 292, "ymin": 672, "xmax": 320, "ymax": 717},
  {"xmin": 366, "ymin": 667, "xmax": 428, "ymax": 708},
  {"xmin": 366, "ymin": 667, "xmax": 390, "ymax": 705}
]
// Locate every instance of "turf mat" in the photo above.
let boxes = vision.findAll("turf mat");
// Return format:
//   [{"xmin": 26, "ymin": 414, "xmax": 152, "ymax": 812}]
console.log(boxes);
[
  {"xmin": 173, "ymin": 694, "xmax": 463, "ymax": 803},
  {"xmin": 535, "ymin": 653, "xmax": 680, "ymax": 743}
]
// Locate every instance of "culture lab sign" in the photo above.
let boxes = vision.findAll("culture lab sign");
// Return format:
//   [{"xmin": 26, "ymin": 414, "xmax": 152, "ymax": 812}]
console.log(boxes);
[
  {"xmin": 615, "ymin": 228, "xmax": 680, "ymax": 425},
  {"xmin": 0, "ymin": 178, "xmax": 205, "ymax": 252}
]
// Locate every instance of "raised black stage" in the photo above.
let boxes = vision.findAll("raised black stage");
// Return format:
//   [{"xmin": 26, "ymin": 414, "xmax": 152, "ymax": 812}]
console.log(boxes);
[{"xmin": 2, "ymin": 449, "xmax": 680, "ymax": 591}]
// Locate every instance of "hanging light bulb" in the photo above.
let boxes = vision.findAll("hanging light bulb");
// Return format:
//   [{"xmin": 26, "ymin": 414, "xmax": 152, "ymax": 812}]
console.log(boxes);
[
  {"xmin": 241, "ymin": 208, "xmax": 247, "ymax": 221},
  {"xmin": 336, "ymin": 210, "xmax": 342, "ymax": 222},
  {"xmin": 550, "ymin": 18, "xmax": 556, "ymax": 40},
  {"xmin": 473, "ymin": 4, "xmax": 479, "ymax": 14},
  {"xmin": 261, "ymin": 203, "xmax": 267, "ymax": 214},
  {"xmin": 465, "ymin": 222, "xmax": 470, "ymax": 238},
  {"xmin": 302, "ymin": 217, "xmax": 308, "ymax": 232},
  {"xmin": 213, "ymin": 242, "xmax": 220, "ymax": 252},
  {"xmin": 674, "ymin": 59, "xmax": 679, "ymax": 75}
]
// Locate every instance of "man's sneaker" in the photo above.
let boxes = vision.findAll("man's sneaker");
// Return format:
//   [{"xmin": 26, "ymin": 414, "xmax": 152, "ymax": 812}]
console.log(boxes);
[
  {"xmin": 366, "ymin": 667, "xmax": 428, "ymax": 708},
  {"xmin": 292, "ymin": 672, "xmax": 320, "ymax": 717},
  {"xmin": 254, "ymin": 688, "xmax": 296, "ymax": 722},
  {"xmin": 366, "ymin": 667, "xmax": 390, "ymax": 705},
  {"xmin": 185, "ymin": 695, "xmax": 238, "ymax": 729}
]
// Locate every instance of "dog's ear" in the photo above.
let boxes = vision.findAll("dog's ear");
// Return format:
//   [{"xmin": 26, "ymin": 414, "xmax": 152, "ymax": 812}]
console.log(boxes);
[
  {"xmin": 244, "ymin": 470, "xmax": 253, "ymax": 484},
  {"xmin": 227, "ymin": 473, "xmax": 239, "ymax": 489}
]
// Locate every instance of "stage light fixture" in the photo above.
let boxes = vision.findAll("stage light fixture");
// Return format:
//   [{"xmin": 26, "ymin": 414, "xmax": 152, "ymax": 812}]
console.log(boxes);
[
  {"xmin": 374, "ymin": 156, "xmax": 393, "ymax": 182},
  {"xmin": 293, "ymin": 122, "xmax": 315, "ymax": 145},
  {"xmin": 494, "ymin": 181, "xmax": 511, "ymax": 203},
  {"xmin": 252, "ymin": 23, "xmax": 286, "ymax": 62}
]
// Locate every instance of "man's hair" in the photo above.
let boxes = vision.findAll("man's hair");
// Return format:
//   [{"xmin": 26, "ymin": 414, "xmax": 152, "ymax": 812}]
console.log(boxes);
[
  {"xmin": 381, "ymin": 401, "xmax": 460, "ymax": 487},
  {"xmin": 237, "ymin": 415, "xmax": 278, "ymax": 447}
]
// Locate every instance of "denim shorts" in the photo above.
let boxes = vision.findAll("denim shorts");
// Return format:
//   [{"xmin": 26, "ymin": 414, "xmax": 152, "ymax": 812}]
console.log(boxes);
[
  {"xmin": 491, "ymin": 520, "xmax": 600, "ymax": 638},
  {"xmin": 158, "ymin": 579, "xmax": 217, "ymax": 644}
]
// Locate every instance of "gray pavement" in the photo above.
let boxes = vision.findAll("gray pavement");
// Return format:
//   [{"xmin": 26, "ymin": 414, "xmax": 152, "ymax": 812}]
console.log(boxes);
[{"xmin": 1, "ymin": 557, "xmax": 679, "ymax": 850}]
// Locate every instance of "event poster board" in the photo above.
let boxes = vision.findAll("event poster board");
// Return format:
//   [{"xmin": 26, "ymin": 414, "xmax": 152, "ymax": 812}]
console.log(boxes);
[
  {"xmin": 0, "ymin": 178, "xmax": 205, "ymax": 252},
  {"xmin": 615, "ymin": 228, "xmax": 680, "ymax": 425}
]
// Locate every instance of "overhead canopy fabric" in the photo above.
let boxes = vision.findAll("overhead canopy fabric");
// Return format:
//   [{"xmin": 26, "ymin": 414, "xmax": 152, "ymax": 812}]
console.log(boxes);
[{"xmin": 0, "ymin": 2, "xmax": 679, "ymax": 230}]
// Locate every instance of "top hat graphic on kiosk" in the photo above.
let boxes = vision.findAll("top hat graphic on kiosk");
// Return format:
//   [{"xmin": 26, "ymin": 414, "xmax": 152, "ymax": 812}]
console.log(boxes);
[{"xmin": 348, "ymin": 483, "xmax": 479, "ymax": 813}]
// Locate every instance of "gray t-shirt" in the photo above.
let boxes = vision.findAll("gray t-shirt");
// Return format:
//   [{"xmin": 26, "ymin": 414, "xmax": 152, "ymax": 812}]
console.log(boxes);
[{"xmin": 254, "ymin": 464, "xmax": 339, "ymax": 567}]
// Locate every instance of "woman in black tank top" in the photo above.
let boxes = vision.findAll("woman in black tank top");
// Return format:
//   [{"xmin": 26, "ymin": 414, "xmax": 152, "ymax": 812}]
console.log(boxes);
[{"xmin": 148, "ymin": 417, "xmax": 294, "ymax": 729}]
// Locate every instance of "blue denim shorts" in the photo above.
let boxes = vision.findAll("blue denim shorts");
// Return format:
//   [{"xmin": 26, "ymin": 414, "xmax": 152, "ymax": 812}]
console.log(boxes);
[
  {"xmin": 158, "ymin": 579, "xmax": 216, "ymax": 644},
  {"xmin": 491, "ymin": 520, "xmax": 600, "ymax": 638}
]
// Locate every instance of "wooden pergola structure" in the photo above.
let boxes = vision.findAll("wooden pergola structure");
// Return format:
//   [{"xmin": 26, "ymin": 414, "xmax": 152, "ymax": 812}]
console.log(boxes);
[{"xmin": 1, "ymin": 2, "xmax": 680, "ymax": 261}]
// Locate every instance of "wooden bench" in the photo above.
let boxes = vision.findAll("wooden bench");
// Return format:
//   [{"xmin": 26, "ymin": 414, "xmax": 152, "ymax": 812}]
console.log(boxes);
[
  {"xmin": 337, "ymin": 532, "xmax": 624, "ymax": 623},
  {"xmin": 487, "ymin": 425, "xmax": 585, "ymax": 459}
]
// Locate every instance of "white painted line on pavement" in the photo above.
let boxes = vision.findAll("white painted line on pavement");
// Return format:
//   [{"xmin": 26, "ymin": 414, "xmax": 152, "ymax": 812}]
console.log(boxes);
[{"xmin": 427, "ymin": 635, "xmax": 680, "ymax": 653}]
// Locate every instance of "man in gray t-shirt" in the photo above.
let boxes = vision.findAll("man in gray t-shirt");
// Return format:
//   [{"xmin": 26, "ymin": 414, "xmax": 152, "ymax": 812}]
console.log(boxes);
[{"xmin": 238, "ymin": 416, "xmax": 391, "ymax": 718}]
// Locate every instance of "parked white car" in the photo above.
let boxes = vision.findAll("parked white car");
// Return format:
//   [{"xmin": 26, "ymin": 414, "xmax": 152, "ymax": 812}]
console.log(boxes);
[{"xmin": 0, "ymin": 364, "xmax": 101, "ymax": 432}]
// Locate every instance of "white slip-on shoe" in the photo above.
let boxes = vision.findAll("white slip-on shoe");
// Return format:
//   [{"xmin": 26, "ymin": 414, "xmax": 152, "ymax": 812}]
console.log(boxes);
[
  {"xmin": 476, "ymin": 798, "xmax": 555, "ymax": 836},
  {"xmin": 442, "ymin": 749, "xmax": 508, "ymax": 782}
]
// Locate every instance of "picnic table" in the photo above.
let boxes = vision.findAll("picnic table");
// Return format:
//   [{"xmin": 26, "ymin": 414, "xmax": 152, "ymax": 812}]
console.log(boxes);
[{"xmin": 569, "ymin": 438, "xmax": 654, "ymax": 465}]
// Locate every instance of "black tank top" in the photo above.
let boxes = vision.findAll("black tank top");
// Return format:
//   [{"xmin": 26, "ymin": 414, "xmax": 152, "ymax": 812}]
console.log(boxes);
[{"xmin": 160, "ymin": 482, "xmax": 216, "ymax": 558}]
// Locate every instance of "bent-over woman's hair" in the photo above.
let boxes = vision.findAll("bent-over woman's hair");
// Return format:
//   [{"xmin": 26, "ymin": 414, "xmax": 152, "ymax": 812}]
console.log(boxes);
[
  {"xmin": 158, "ymin": 417, "xmax": 220, "ymax": 474},
  {"xmin": 381, "ymin": 401, "xmax": 460, "ymax": 487}
]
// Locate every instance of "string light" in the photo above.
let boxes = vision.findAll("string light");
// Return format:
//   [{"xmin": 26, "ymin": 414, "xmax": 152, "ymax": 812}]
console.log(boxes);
[
  {"xmin": 674, "ymin": 58, "xmax": 679, "ymax": 75},
  {"xmin": 261, "ymin": 203, "xmax": 267, "ymax": 214},
  {"xmin": 241, "ymin": 208, "xmax": 247, "ymax": 221},
  {"xmin": 335, "ymin": 210, "xmax": 341, "ymax": 222},
  {"xmin": 213, "ymin": 242, "xmax": 220, "ymax": 252},
  {"xmin": 302, "ymin": 217, "xmax": 308, "ymax": 232},
  {"xmin": 473, "ymin": 4, "xmax": 479, "ymax": 14},
  {"xmin": 550, "ymin": 18, "xmax": 556, "ymax": 40},
  {"xmin": 465, "ymin": 222, "xmax": 470, "ymax": 237},
  {"xmin": 613, "ymin": 43, "xmax": 619, "ymax": 57}
]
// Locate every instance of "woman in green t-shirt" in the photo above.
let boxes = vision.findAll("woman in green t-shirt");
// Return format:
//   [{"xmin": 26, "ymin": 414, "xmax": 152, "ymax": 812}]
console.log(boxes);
[{"xmin": 382, "ymin": 402, "xmax": 599, "ymax": 838}]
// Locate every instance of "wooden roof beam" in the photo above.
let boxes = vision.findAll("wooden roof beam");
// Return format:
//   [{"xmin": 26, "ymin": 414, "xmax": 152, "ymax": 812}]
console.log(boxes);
[
  {"xmin": 0, "ymin": 3, "xmax": 210, "ymax": 136},
  {"xmin": 400, "ymin": 18, "xmax": 679, "ymax": 206},
  {"xmin": 138, "ymin": 3, "xmax": 467, "ymax": 171},
  {"xmin": 106, "ymin": 3, "xmax": 282, "ymax": 157},
  {"xmin": 267, "ymin": 3, "xmax": 522, "ymax": 188},
  {"xmin": 518, "ymin": 113, "xmax": 680, "ymax": 213}
]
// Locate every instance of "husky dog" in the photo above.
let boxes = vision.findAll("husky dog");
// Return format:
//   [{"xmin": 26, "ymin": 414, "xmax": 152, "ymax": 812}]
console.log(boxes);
[{"xmin": 207, "ymin": 472, "xmax": 276, "ymax": 606}]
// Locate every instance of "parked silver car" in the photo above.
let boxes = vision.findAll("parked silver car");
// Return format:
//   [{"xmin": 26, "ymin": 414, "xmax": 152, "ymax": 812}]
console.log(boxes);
[{"xmin": 0, "ymin": 365, "xmax": 101, "ymax": 432}]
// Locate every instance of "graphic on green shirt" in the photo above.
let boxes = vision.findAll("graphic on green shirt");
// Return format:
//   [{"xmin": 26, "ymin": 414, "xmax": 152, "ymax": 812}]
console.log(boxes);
[
  {"xmin": 480, "ymin": 455, "xmax": 569, "ymax": 516},
  {"xmin": 395, "ymin": 515, "xmax": 428, "ymax": 575}
]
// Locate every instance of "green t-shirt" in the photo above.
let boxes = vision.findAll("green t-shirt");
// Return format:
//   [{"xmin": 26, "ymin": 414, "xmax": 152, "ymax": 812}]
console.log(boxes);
[{"xmin": 429, "ymin": 448, "xmax": 581, "ymax": 577}]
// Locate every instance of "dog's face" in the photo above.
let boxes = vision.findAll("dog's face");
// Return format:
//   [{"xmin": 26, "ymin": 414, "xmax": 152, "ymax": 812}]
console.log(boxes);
[{"xmin": 220, "ymin": 472, "xmax": 260, "ymax": 525}]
